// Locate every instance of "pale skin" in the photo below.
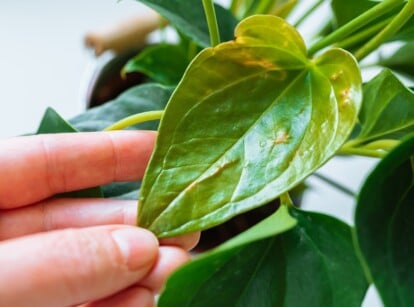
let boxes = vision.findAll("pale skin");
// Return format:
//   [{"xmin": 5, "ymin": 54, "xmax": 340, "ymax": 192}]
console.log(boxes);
[{"xmin": 0, "ymin": 131, "xmax": 200, "ymax": 307}]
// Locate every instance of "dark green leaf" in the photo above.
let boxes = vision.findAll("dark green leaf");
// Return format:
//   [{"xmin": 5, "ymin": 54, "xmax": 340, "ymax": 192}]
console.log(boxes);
[
  {"xmin": 37, "ymin": 107, "xmax": 77, "ymax": 134},
  {"xmin": 100, "ymin": 181, "xmax": 140, "ymax": 199},
  {"xmin": 378, "ymin": 41, "xmax": 414, "ymax": 78},
  {"xmin": 159, "ymin": 206, "xmax": 368, "ymax": 307},
  {"xmin": 331, "ymin": 0, "xmax": 375, "ymax": 27},
  {"xmin": 70, "ymin": 83, "xmax": 173, "ymax": 132},
  {"xmin": 135, "ymin": 0, "xmax": 238, "ymax": 47},
  {"xmin": 138, "ymin": 15, "xmax": 362, "ymax": 237},
  {"xmin": 355, "ymin": 133, "xmax": 414, "ymax": 307},
  {"xmin": 123, "ymin": 44, "xmax": 189, "ymax": 86},
  {"xmin": 355, "ymin": 69, "xmax": 414, "ymax": 143},
  {"xmin": 37, "ymin": 108, "xmax": 103, "ymax": 198}
]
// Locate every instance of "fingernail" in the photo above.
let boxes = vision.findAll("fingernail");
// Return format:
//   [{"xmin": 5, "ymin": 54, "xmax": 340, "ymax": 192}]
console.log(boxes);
[{"xmin": 111, "ymin": 228, "xmax": 158, "ymax": 271}]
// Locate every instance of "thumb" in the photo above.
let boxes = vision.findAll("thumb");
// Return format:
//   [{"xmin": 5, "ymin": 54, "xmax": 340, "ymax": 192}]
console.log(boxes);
[{"xmin": 0, "ymin": 225, "xmax": 158, "ymax": 307}]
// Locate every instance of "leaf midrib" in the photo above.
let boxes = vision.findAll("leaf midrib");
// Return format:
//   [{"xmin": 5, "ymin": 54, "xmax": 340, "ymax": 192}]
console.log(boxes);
[{"xmin": 147, "ymin": 70, "xmax": 309, "ymax": 231}]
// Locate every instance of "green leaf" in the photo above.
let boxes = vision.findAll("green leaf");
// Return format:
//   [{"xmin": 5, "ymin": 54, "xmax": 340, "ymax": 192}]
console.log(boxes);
[
  {"xmin": 70, "ymin": 83, "xmax": 173, "ymax": 132},
  {"xmin": 123, "ymin": 44, "xmax": 189, "ymax": 86},
  {"xmin": 355, "ymin": 69, "xmax": 414, "ymax": 143},
  {"xmin": 159, "ymin": 206, "xmax": 368, "ymax": 307},
  {"xmin": 355, "ymin": 133, "xmax": 414, "ymax": 307},
  {"xmin": 37, "ymin": 107, "xmax": 77, "ymax": 134},
  {"xmin": 331, "ymin": 0, "xmax": 376, "ymax": 27},
  {"xmin": 37, "ymin": 108, "xmax": 103, "ymax": 198},
  {"xmin": 138, "ymin": 15, "xmax": 362, "ymax": 237},
  {"xmin": 135, "ymin": 0, "xmax": 238, "ymax": 48},
  {"xmin": 378, "ymin": 41, "xmax": 414, "ymax": 78}
]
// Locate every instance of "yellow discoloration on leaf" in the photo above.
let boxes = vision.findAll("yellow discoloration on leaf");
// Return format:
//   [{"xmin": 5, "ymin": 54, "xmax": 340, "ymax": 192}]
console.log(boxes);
[{"xmin": 330, "ymin": 70, "xmax": 344, "ymax": 82}]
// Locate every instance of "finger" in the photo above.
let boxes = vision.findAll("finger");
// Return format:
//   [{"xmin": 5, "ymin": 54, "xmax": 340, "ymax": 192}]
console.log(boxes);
[
  {"xmin": 0, "ymin": 199, "xmax": 137, "ymax": 240},
  {"xmin": 81, "ymin": 286, "xmax": 155, "ymax": 307},
  {"xmin": 0, "ymin": 198, "xmax": 200, "ymax": 251},
  {"xmin": 138, "ymin": 246, "xmax": 191, "ymax": 293},
  {"xmin": 0, "ymin": 225, "xmax": 158, "ymax": 307},
  {"xmin": 0, "ymin": 131, "xmax": 156, "ymax": 209}
]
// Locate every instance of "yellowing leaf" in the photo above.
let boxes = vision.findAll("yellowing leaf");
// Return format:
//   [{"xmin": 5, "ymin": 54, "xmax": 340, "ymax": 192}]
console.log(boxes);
[{"xmin": 138, "ymin": 15, "xmax": 362, "ymax": 237}]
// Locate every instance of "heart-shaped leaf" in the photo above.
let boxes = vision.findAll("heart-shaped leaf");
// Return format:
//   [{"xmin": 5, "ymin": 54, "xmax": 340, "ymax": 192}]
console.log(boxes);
[
  {"xmin": 159, "ymin": 205, "xmax": 368, "ymax": 307},
  {"xmin": 135, "ymin": 0, "xmax": 238, "ymax": 48},
  {"xmin": 355, "ymin": 133, "xmax": 414, "ymax": 307},
  {"xmin": 138, "ymin": 15, "xmax": 362, "ymax": 237},
  {"xmin": 355, "ymin": 69, "xmax": 414, "ymax": 144}
]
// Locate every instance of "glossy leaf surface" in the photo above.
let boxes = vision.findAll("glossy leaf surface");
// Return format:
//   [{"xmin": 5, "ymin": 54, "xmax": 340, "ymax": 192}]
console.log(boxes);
[
  {"xmin": 135, "ymin": 0, "xmax": 238, "ymax": 48},
  {"xmin": 139, "ymin": 15, "xmax": 362, "ymax": 237},
  {"xmin": 159, "ymin": 206, "xmax": 368, "ymax": 307},
  {"xmin": 355, "ymin": 133, "xmax": 414, "ymax": 307},
  {"xmin": 123, "ymin": 44, "xmax": 189, "ymax": 86},
  {"xmin": 355, "ymin": 69, "xmax": 414, "ymax": 143}
]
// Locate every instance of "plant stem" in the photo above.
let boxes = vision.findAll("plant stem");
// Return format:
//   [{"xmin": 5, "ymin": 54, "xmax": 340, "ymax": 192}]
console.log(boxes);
[
  {"xmin": 280, "ymin": 192, "xmax": 294, "ymax": 207},
  {"xmin": 313, "ymin": 172, "xmax": 356, "ymax": 197},
  {"xmin": 364, "ymin": 139, "xmax": 400, "ymax": 150},
  {"xmin": 230, "ymin": 0, "xmax": 242, "ymax": 15},
  {"xmin": 294, "ymin": 0, "xmax": 324, "ymax": 28},
  {"xmin": 103, "ymin": 110, "xmax": 164, "ymax": 131},
  {"xmin": 336, "ymin": 17, "xmax": 392, "ymax": 50},
  {"xmin": 254, "ymin": 0, "xmax": 276, "ymax": 14},
  {"xmin": 337, "ymin": 146, "xmax": 385, "ymax": 158},
  {"xmin": 355, "ymin": 0, "xmax": 414, "ymax": 61},
  {"xmin": 308, "ymin": 0, "xmax": 403, "ymax": 55},
  {"xmin": 202, "ymin": 0, "xmax": 221, "ymax": 47}
]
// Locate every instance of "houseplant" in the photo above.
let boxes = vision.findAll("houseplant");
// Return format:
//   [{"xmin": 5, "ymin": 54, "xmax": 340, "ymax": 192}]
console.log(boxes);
[{"xmin": 37, "ymin": 0, "xmax": 414, "ymax": 306}]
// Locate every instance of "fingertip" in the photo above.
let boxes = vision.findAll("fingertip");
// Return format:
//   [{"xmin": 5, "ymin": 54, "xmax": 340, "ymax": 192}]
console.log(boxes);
[
  {"xmin": 111, "ymin": 227, "xmax": 159, "ymax": 272},
  {"xmin": 139, "ymin": 246, "xmax": 191, "ymax": 293}
]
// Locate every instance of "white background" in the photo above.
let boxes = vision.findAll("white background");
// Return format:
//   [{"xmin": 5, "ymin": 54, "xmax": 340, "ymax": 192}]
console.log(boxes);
[{"xmin": 0, "ymin": 1, "xmax": 382, "ymax": 306}]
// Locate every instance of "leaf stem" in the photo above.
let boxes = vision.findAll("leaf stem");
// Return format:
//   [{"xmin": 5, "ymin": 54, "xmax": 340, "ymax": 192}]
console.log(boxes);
[
  {"xmin": 294, "ymin": 0, "xmax": 324, "ymax": 28},
  {"xmin": 313, "ymin": 172, "xmax": 356, "ymax": 197},
  {"xmin": 355, "ymin": 0, "xmax": 414, "ymax": 61},
  {"xmin": 363, "ymin": 139, "xmax": 400, "ymax": 150},
  {"xmin": 254, "ymin": 0, "xmax": 276, "ymax": 14},
  {"xmin": 103, "ymin": 110, "xmax": 164, "ymax": 131},
  {"xmin": 335, "ymin": 17, "xmax": 392, "ymax": 50},
  {"xmin": 230, "ymin": 0, "xmax": 241, "ymax": 15},
  {"xmin": 308, "ymin": 0, "xmax": 403, "ymax": 55},
  {"xmin": 337, "ymin": 146, "xmax": 386, "ymax": 158},
  {"xmin": 280, "ymin": 192, "xmax": 294, "ymax": 207},
  {"xmin": 202, "ymin": 0, "xmax": 221, "ymax": 47}
]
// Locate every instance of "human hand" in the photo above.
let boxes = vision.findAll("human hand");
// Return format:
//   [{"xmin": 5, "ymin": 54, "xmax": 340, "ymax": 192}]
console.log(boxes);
[{"xmin": 0, "ymin": 131, "xmax": 199, "ymax": 307}]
